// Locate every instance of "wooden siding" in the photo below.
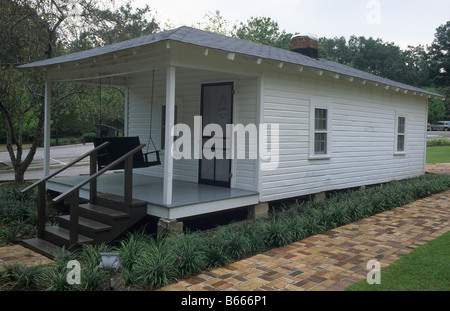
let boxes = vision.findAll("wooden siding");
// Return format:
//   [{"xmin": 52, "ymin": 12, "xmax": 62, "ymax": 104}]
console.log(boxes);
[
  {"xmin": 233, "ymin": 77, "xmax": 258, "ymax": 191},
  {"xmin": 127, "ymin": 68, "xmax": 258, "ymax": 190},
  {"xmin": 127, "ymin": 64, "xmax": 428, "ymax": 202},
  {"xmin": 260, "ymin": 70, "xmax": 427, "ymax": 202}
]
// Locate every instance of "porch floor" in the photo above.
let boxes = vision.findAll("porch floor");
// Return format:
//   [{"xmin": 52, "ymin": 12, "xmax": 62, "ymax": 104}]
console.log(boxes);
[{"xmin": 46, "ymin": 172, "xmax": 259, "ymax": 219}]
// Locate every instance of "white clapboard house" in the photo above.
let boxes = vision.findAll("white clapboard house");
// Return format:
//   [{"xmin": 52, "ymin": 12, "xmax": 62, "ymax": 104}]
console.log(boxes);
[{"xmin": 18, "ymin": 26, "xmax": 443, "ymax": 254}]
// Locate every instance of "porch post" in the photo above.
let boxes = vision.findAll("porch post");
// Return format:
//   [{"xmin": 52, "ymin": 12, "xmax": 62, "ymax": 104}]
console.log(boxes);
[
  {"xmin": 124, "ymin": 86, "xmax": 129, "ymax": 136},
  {"xmin": 163, "ymin": 66, "xmax": 175, "ymax": 205},
  {"xmin": 43, "ymin": 78, "xmax": 52, "ymax": 177}
]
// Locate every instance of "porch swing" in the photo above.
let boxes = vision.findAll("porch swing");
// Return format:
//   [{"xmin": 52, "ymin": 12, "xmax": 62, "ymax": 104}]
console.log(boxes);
[{"xmin": 93, "ymin": 72, "xmax": 161, "ymax": 171}]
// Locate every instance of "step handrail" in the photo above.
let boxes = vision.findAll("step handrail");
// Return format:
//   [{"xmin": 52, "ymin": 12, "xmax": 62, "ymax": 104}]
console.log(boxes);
[
  {"xmin": 21, "ymin": 141, "xmax": 111, "ymax": 194},
  {"xmin": 51, "ymin": 143, "xmax": 145, "ymax": 244},
  {"xmin": 20, "ymin": 141, "xmax": 110, "ymax": 242},
  {"xmin": 52, "ymin": 144, "xmax": 146, "ymax": 204}
]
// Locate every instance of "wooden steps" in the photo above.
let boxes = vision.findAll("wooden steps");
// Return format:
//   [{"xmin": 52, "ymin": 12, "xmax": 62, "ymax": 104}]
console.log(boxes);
[
  {"xmin": 22, "ymin": 194, "xmax": 147, "ymax": 258},
  {"xmin": 21, "ymin": 238, "xmax": 65, "ymax": 259}
]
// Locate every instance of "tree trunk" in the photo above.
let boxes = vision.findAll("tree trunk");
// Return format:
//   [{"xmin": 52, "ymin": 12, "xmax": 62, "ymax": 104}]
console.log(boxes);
[{"xmin": 0, "ymin": 98, "xmax": 45, "ymax": 184}]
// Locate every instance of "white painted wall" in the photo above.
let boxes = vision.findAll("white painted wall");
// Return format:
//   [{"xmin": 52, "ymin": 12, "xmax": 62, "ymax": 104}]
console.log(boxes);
[
  {"xmin": 127, "ymin": 68, "xmax": 259, "ymax": 191},
  {"xmin": 126, "ymin": 62, "xmax": 427, "ymax": 203},
  {"xmin": 260, "ymin": 70, "xmax": 428, "ymax": 202}
]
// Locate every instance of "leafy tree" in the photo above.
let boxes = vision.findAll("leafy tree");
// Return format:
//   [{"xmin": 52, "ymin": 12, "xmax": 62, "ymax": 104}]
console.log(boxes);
[
  {"xmin": 62, "ymin": 1, "xmax": 160, "ymax": 138},
  {"xmin": 69, "ymin": 0, "xmax": 159, "ymax": 49},
  {"xmin": 402, "ymin": 45, "xmax": 432, "ymax": 87},
  {"xmin": 195, "ymin": 10, "xmax": 235, "ymax": 36},
  {"xmin": 428, "ymin": 22, "xmax": 450, "ymax": 88},
  {"xmin": 428, "ymin": 97, "xmax": 446, "ymax": 124},
  {"xmin": 0, "ymin": 0, "xmax": 62, "ymax": 183},
  {"xmin": 427, "ymin": 22, "xmax": 450, "ymax": 119},
  {"xmin": 0, "ymin": 0, "xmax": 160, "ymax": 182},
  {"xmin": 319, "ymin": 36, "xmax": 352, "ymax": 64},
  {"xmin": 235, "ymin": 17, "xmax": 292, "ymax": 50}
]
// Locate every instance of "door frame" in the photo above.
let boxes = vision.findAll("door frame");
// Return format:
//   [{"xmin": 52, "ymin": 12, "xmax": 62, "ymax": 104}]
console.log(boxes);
[{"xmin": 198, "ymin": 81, "xmax": 234, "ymax": 188}]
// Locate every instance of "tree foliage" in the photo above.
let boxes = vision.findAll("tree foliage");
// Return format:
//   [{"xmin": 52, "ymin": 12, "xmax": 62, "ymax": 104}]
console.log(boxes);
[
  {"xmin": 317, "ymin": 23, "xmax": 449, "ymax": 119},
  {"xmin": 0, "ymin": 3, "xmax": 448, "ymax": 183},
  {"xmin": 235, "ymin": 16, "xmax": 292, "ymax": 49},
  {"xmin": 0, "ymin": 0, "xmax": 160, "ymax": 182},
  {"xmin": 428, "ymin": 22, "xmax": 450, "ymax": 88},
  {"xmin": 195, "ymin": 10, "xmax": 235, "ymax": 36},
  {"xmin": 68, "ymin": 1, "xmax": 159, "ymax": 50},
  {"xmin": 0, "ymin": 0, "xmax": 59, "ymax": 182}
]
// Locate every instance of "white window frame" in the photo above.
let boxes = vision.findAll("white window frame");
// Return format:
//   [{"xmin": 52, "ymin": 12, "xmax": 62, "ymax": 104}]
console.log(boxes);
[
  {"xmin": 309, "ymin": 102, "xmax": 332, "ymax": 160},
  {"xmin": 394, "ymin": 113, "xmax": 407, "ymax": 155}
]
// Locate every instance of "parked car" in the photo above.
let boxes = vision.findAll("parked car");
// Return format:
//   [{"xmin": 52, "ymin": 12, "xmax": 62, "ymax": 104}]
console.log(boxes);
[
  {"xmin": 431, "ymin": 121, "xmax": 450, "ymax": 131},
  {"xmin": 427, "ymin": 123, "xmax": 431, "ymax": 131}
]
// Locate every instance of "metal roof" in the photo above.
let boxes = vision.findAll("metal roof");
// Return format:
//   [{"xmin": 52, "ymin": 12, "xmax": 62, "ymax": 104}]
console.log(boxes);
[{"xmin": 18, "ymin": 26, "xmax": 442, "ymax": 98}]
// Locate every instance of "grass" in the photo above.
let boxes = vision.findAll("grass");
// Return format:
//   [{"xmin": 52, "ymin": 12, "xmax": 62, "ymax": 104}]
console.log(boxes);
[
  {"xmin": 426, "ymin": 146, "xmax": 450, "ymax": 163},
  {"xmin": 1, "ymin": 173, "xmax": 450, "ymax": 290},
  {"xmin": 346, "ymin": 231, "xmax": 450, "ymax": 291},
  {"xmin": 0, "ymin": 182, "xmax": 60, "ymax": 246}
]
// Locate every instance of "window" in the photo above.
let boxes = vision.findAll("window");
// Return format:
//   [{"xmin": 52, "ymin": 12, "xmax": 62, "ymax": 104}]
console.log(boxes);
[
  {"xmin": 396, "ymin": 116, "xmax": 406, "ymax": 152},
  {"xmin": 314, "ymin": 108, "xmax": 328, "ymax": 155},
  {"xmin": 309, "ymin": 104, "xmax": 331, "ymax": 159}
]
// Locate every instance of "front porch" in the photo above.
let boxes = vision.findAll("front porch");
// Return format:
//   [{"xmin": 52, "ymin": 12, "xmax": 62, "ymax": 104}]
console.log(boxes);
[
  {"xmin": 18, "ymin": 28, "xmax": 266, "ymax": 255},
  {"xmin": 46, "ymin": 172, "xmax": 260, "ymax": 221}
]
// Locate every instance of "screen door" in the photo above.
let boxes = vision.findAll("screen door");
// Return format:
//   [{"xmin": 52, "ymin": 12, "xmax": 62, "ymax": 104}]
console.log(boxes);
[{"xmin": 199, "ymin": 82, "xmax": 233, "ymax": 187}]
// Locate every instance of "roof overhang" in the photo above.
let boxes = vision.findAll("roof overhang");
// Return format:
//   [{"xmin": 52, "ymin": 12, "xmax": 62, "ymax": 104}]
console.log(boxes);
[{"xmin": 17, "ymin": 26, "xmax": 445, "ymax": 100}]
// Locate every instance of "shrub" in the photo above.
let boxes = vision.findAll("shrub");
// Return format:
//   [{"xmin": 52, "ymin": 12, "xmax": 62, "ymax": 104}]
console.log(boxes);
[
  {"xmin": 204, "ymin": 237, "xmax": 232, "ymax": 269},
  {"xmin": 263, "ymin": 215, "xmax": 295, "ymax": 248},
  {"xmin": 77, "ymin": 243, "xmax": 111, "ymax": 291},
  {"xmin": 118, "ymin": 234, "xmax": 147, "ymax": 273},
  {"xmin": 215, "ymin": 225, "xmax": 250, "ymax": 260},
  {"xmin": 427, "ymin": 138, "xmax": 450, "ymax": 147},
  {"xmin": 238, "ymin": 220, "xmax": 268, "ymax": 254},
  {"xmin": 46, "ymin": 267, "xmax": 73, "ymax": 291},
  {"xmin": 1, "ymin": 263, "xmax": 48, "ymax": 291},
  {"xmin": 169, "ymin": 231, "xmax": 208, "ymax": 277},
  {"xmin": 0, "ymin": 221, "xmax": 27, "ymax": 244},
  {"xmin": 3, "ymin": 174, "xmax": 450, "ymax": 291},
  {"xmin": 0, "ymin": 184, "xmax": 37, "ymax": 224},
  {"xmin": 83, "ymin": 132, "xmax": 97, "ymax": 143},
  {"xmin": 134, "ymin": 248, "xmax": 176, "ymax": 289}
]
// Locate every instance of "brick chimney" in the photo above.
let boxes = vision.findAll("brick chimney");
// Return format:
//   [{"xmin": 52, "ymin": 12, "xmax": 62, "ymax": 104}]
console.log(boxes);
[{"xmin": 290, "ymin": 34, "xmax": 319, "ymax": 59}]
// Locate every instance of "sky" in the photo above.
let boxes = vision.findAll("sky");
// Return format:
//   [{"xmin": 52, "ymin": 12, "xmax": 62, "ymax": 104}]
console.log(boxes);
[{"xmin": 125, "ymin": 0, "xmax": 449, "ymax": 49}]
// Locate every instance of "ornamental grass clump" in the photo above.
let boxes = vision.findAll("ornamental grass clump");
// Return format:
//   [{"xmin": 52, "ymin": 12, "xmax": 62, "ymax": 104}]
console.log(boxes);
[
  {"xmin": 215, "ymin": 224, "xmax": 251, "ymax": 260},
  {"xmin": 132, "ymin": 237, "xmax": 176, "ymax": 289},
  {"xmin": 1, "ymin": 262, "xmax": 48, "ymax": 291},
  {"xmin": 263, "ymin": 214, "xmax": 295, "ymax": 248},
  {"xmin": 0, "ymin": 185, "xmax": 37, "ymax": 224},
  {"xmin": 204, "ymin": 236, "xmax": 232, "ymax": 269},
  {"xmin": 77, "ymin": 243, "xmax": 111, "ymax": 291},
  {"xmin": 170, "ymin": 231, "xmax": 208, "ymax": 277}
]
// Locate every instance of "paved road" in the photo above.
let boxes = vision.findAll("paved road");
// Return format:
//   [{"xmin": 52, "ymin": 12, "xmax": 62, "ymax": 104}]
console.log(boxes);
[
  {"xmin": 0, "ymin": 131, "xmax": 448, "ymax": 181},
  {"xmin": 427, "ymin": 130, "xmax": 450, "ymax": 140},
  {"xmin": 0, "ymin": 143, "xmax": 93, "ymax": 181}
]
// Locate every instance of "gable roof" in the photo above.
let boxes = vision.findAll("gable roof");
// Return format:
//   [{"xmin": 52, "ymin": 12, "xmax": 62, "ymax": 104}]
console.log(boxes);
[{"xmin": 18, "ymin": 26, "xmax": 442, "ymax": 98}]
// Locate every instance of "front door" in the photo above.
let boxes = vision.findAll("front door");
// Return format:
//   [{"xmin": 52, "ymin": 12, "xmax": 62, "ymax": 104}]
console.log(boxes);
[{"xmin": 199, "ymin": 82, "xmax": 233, "ymax": 187}]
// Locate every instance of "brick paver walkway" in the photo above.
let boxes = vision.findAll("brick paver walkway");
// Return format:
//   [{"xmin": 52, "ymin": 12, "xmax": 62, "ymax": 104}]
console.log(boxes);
[
  {"xmin": 159, "ymin": 190, "xmax": 450, "ymax": 291},
  {"xmin": 1, "ymin": 165, "xmax": 449, "ymax": 290},
  {"xmin": 0, "ymin": 244, "xmax": 52, "ymax": 271}
]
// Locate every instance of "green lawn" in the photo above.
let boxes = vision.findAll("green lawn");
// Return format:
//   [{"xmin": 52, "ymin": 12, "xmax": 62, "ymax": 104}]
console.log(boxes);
[
  {"xmin": 426, "ymin": 146, "xmax": 450, "ymax": 163},
  {"xmin": 346, "ymin": 231, "xmax": 450, "ymax": 291}
]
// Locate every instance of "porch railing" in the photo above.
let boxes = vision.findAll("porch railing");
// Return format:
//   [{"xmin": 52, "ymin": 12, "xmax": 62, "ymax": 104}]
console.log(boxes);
[{"xmin": 21, "ymin": 142, "xmax": 145, "ymax": 245}]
